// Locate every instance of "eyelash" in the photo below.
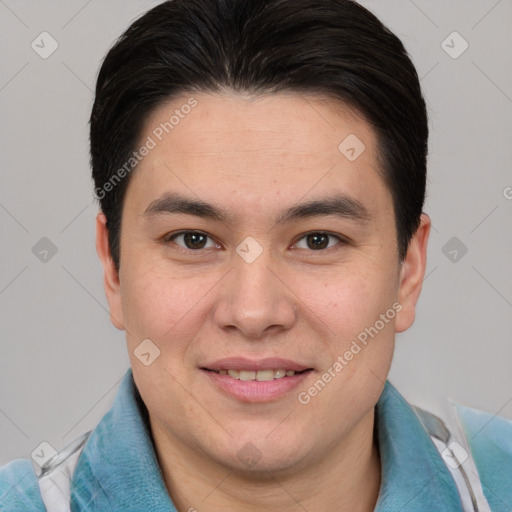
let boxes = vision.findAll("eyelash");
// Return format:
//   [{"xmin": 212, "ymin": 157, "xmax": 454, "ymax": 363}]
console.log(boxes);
[{"xmin": 163, "ymin": 230, "xmax": 348, "ymax": 253}]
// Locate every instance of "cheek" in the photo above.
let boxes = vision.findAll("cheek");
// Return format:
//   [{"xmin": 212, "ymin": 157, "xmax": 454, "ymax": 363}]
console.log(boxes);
[
  {"xmin": 297, "ymin": 265, "xmax": 398, "ymax": 338},
  {"xmin": 294, "ymin": 263, "xmax": 398, "ymax": 386},
  {"xmin": 293, "ymin": 270, "xmax": 397, "ymax": 414},
  {"xmin": 119, "ymin": 258, "xmax": 211, "ymax": 350}
]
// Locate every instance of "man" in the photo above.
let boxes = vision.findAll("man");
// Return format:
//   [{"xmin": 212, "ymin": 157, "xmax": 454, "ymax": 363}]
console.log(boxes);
[{"xmin": 1, "ymin": 0, "xmax": 511, "ymax": 510}]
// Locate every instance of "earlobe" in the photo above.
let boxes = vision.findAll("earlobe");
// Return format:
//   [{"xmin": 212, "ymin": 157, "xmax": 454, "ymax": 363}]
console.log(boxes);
[
  {"xmin": 95, "ymin": 211, "xmax": 125, "ymax": 331},
  {"xmin": 395, "ymin": 213, "xmax": 431, "ymax": 333}
]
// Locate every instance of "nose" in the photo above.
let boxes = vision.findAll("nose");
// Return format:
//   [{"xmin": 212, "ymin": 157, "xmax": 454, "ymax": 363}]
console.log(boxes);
[{"xmin": 213, "ymin": 248, "xmax": 297, "ymax": 339}]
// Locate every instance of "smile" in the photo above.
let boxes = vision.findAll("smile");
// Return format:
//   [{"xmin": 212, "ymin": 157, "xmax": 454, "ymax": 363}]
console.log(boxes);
[
  {"xmin": 200, "ymin": 358, "xmax": 314, "ymax": 402},
  {"xmin": 206, "ymin": 368, "xmax": 309, "ymax": 381}
]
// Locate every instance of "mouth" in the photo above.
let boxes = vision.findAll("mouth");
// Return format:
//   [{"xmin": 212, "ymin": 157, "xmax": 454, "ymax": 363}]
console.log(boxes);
[
  {"xmin": 200, "ymin": 357, "xmax": 314, "ymax": 402},
  {"xmin": 202, "ymin": 368, "xmax": 311, "ymax": 381}
]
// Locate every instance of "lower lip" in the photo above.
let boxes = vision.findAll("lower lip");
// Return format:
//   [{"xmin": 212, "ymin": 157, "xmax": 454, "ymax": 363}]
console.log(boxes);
[{"xmin": 202, "ymin": 370, "xmax": 312, "ymax": 403}]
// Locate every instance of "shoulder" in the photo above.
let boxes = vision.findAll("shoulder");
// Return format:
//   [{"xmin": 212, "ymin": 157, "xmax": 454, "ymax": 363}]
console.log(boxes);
[
  {"xmin": 455, "ymin": 403, "xmax": 512, "ymax": 511},
  {"xmin": 456, "ymin": 403, "xmax": 512, "ymax": 464},
  {"xmin": 0, "ymin": 458, "xmax": 46, "ymax": 511},
  {"xmin": 455, "ymin": 402, "xmax": 512, "ymax": 457}
]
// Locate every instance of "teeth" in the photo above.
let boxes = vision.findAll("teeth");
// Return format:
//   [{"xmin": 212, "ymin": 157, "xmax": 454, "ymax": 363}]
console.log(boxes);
[
  {"xmin": 239, "ymin": 370, "xmax": 256, "ymax": 381},
  {"xmin": 218, "ymin": 369, "xmax": 297, "ymax": 380},
  {"xmin": 256, "ymin": 370, "xmax": 274, "ymax": 381}
]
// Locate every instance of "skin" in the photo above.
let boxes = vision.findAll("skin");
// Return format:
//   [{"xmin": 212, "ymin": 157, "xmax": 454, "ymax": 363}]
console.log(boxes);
[{"xmin": 96, "ymin": 91, "xmax": 430, "ymax": 512}]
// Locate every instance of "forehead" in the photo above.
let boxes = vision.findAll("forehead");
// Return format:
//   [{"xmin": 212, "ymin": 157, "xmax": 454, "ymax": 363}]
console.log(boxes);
[
  {"xmin": 143, "ymin": 91, "xmax": 374, "ymax": 156},
  {"xmin": 125, "ymin": 91, "xmax": 392, "ymax": 220}
]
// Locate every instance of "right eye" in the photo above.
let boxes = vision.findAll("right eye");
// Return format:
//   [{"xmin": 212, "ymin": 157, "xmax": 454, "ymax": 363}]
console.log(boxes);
[{"xmin": 163, "ymin": 230, "xmax": 221, "ymax": 251}]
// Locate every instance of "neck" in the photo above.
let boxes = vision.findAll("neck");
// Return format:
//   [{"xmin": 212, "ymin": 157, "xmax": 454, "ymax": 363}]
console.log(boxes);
[{"xmin": 151, "ymin": 409, "xmax": 381, "ymax": 512}]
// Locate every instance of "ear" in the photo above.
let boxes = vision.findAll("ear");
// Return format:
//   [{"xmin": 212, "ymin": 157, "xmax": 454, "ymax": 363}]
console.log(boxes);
[
  {"xmin": 96, "ymin": 211, "xmax": 125, "ymax": 330},
  {"xmin": 395, "ymin": 213, "xmax": 431, "ymax": 333}
]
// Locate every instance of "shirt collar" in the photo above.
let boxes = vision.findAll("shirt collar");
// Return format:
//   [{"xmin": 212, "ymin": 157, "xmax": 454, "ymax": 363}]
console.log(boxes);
[
  {"xmin": 71, "ymin": 368, "xmax": 462, "ymax": 511},
  {"xmin": 71, "ymin": 368, "xmax": 177, "ymax": 511},
  {"xmin": 375, "ymin": 381, "xmax": 463, "ymax": 511}
]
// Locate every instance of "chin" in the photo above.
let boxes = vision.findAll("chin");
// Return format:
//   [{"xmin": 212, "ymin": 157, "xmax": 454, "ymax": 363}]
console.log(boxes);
[{"xmin": 213, "ymin": 435, "xmax": 312, "ymax": 478}]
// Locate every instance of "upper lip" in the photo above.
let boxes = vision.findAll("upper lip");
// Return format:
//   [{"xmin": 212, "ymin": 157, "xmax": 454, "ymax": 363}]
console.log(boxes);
[{"xmin": 202, "ymin": 357, "xmax": 313, "ymax": 372}]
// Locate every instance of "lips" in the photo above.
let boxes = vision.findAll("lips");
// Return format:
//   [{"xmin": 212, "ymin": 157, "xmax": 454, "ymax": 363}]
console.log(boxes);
[{"xmin": 200, "ymin": 357, "xmax": 314, "ymax": 402}]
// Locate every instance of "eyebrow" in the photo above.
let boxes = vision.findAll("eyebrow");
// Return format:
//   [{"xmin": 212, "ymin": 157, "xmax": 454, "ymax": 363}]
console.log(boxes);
[{"xmin": 143, "ymin": 192, "xmax": 372, "ymax": 225}]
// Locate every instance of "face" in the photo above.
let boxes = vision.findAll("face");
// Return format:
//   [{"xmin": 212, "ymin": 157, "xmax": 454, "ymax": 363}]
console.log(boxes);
[{"xmin": 97, "ymin": 91, "xmax": 429, "ymax": 476}]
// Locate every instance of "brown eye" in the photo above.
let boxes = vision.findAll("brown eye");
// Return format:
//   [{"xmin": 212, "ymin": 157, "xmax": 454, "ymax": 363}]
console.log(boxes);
[
  {"xmin": 306, "ymin": 233, "xmax": 329, "ymax": 250},
  {"xmin": 166, "ymin": 231, "xmax": 218, "ymax": 250},
  {"xmin": 294, "ymin": 232, "xmax": 344, "ymax": 251}
]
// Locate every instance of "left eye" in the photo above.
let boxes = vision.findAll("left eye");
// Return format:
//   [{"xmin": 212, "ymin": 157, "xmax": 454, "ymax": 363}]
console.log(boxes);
[
  {"xmin": 166, "ymin": 231, "xmax": 219, "ymax": 250},
  {"xmin": 293, "ymin": 232, "xmax": 344, "ymax": 251}
]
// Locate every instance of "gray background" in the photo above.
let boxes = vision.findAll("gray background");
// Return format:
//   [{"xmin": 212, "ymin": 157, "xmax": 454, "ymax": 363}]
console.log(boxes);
[{"xmin": 0, "ymin": 0, "xmax": 511, "ymax": 466}]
